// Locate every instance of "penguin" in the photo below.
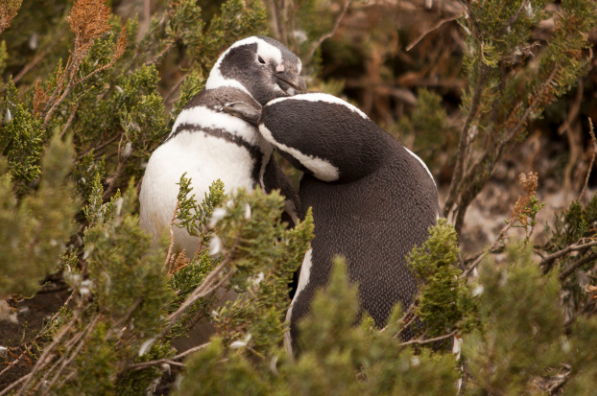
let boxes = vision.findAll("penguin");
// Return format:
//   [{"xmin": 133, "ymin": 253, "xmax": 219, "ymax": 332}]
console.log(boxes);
[
  {"xmin": 139, "ymin": 37, "xmax": 305, "ymax": 351},
  {"xmin": 140, "ymin": 36, "xmax": 306, "ymax": 256},
  {"xmin": 223, "ymin": 92, "xmax": 440, "ymax": 353}
]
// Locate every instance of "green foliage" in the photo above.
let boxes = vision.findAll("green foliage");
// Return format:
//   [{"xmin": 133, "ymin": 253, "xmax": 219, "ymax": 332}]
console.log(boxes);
[
  {"xmin": 401, "ymin": 89, "xmax": 452, "ymax": 157},
  {"xmin": 408, "ymin": 219, "xmax": 478, "ymax": 339},
  {"xmin": 178, "ymin": 259, "xmax": 459, "ymax": 396},
  {"xmin": 546, "ymin": 194, "xmax": 597, "ymax": 250},
  {"xmin": 1, "ymin": 101, "xmax": 46, "ymax": 193},
  {"xmin": 0, "ymin": 133, "xmax": 77, "ymax": 299},
  {"xmin": 464, "ymin": 245, "xmax": 566, "ymax": 395},
  {"xmin": 84, "ymin": 180, "xmax": 174, "ymax": 336},
  {"xmin": 176, "ymin": 174, "xmax": 225, "ymax": 239},
  {"xmin": 212, "ymin": 189, "xmax": 313, "ymax": 353}
]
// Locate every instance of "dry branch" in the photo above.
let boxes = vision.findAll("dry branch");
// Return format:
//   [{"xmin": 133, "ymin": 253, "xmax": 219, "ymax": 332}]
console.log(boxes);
[
  {"xmin": 398, "ymin": 330, "xmax": 457, "ymax": 347},
  {"xmin": 304, "ymin": 0, "xmax": 351, "ymax": 64},
  {"xmin": 579, "ymin": 118, "xmax": 596, "ymax": 201}
]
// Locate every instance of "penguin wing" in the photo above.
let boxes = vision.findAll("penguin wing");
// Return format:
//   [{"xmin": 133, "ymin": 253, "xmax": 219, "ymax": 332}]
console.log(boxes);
[
  {"xmin": 258, "ymin": 93, "xmax": 388, "ymax": 183},
  {"xmin": 262, "ymin": 157, "xmax": 301, "ymax": 226}
]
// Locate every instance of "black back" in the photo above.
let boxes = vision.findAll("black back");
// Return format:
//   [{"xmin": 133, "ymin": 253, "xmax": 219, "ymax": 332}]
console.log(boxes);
[{"xmin": 258, "ymin": 95, "xmax": 439, "ymax": 347}]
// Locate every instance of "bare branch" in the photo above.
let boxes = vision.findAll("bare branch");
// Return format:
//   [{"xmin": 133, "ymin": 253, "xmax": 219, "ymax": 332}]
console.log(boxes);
[
  {"xmin": 454, "ymin": 64, "xmax": 561, "ymax": 235},
  {"xmin": 15, "ymin": 309, "xmax": 82, "ymax": 396},
  {"xmin": 443, "ymin": 63, "xmax": 490, "ymax": 219},
  {"xmin": 0, "ymin": 373, "xmax": 31, "ymax": 396},
  {"xmin": 172, "ymin": 342, "xmax": 211, "ymax": 360},
  {"xmin": 127, "ymin": 358, "xmax": 185, "ymax": 371},
  {"xmin": 406, "ymin": 16, "xmax": 459, "ymax": 52},
  {"xmin": 398, "ymin": 330, "xmax": 457, "ymax": 347},
  {"xmin": 579, "ymin": 118, "xmax": 596, "ymax": 201},
  {"xmin": 165, "ymin": 201, "xmax": 180, "ymax": 273},
  {"xmin": 559, "ymin": 252, "xmax": 597, "ymax": 282},
  {"xmin": 60, "ymin": 103, "xmax": 80, "ymax": 138},
  {"xmin": 304, "ymin": 0, "xmax": 351, "ymax": 65},
  {"xmin": 540, "ymin": 240, "xmax": 597, "ymax": 273},
  {"xmin": 462, "ymin": 221, "xmax": 513, "ymax": 278}
]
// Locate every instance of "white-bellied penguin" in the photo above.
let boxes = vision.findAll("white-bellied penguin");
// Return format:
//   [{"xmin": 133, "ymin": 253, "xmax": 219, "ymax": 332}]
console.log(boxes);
[
  {"xmin": 139, "ymin": 37, "xmax": 305, "ymax": 350},
  {"xmin": 224, "ymin": 92, "xmax": 440, "ymax": 353},
  {"xmin": 140, "ymin": 36, "xmax": 306, "ymax": 256}
]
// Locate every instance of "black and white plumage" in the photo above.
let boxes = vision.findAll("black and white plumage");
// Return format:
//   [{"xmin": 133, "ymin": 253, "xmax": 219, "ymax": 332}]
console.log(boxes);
[
  {"xmin": 225, "ymin": 92, "xmax": 440, "ymax": 353},
  {"xmin": 140, "ymin": 36, "xmax": 305, "ymax": 255}
]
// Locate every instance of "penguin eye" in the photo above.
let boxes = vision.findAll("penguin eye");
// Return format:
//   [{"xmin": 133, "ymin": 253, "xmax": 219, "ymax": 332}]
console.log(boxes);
[{"xmin": 258, "ymin": 56, "xmax": 266, "ymax": 64}]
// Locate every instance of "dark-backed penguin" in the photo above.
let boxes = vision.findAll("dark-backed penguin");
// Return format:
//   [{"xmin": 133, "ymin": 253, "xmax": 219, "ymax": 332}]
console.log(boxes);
[
  {"xmin": 140, "ymin": 37, "xmax": 305, "ymax": 351},
  {"xmin": 224, "ymin": 92, "xmax": 440, "ymax": 353},
  {"xmin": 140, "ymin": 36, "xmax": 306, "ymax": 255}
]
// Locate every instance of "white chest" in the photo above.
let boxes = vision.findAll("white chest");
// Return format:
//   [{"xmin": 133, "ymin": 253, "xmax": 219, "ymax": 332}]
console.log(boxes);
[{"xmin": 140, "ymin": 129, "xmax": 271, "ymax": 254}]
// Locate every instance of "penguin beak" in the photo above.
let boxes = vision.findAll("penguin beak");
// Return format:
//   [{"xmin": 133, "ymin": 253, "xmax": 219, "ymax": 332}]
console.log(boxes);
[{"xmin": 275, "ymin": 72, "xmax": 306, "ymax": 95}]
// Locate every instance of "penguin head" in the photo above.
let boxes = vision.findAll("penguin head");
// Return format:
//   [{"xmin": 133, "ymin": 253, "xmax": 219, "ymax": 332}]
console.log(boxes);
[{"xmin": 206, "ymin": 36, "xmax": 306, "ymax": 105}]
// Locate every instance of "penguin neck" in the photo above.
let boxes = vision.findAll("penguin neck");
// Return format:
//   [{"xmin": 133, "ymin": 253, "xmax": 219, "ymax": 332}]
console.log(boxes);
[
  {"xmin": 205, "ymin": 65, "xmax": 252, "ymax": 96},
  {"xmin": 168, "ymin": 87, "xmax": 273, "ymax": 188},
  {"xmin": 170, "ymin": 87, "xmax": 265, "ymax": 149}
]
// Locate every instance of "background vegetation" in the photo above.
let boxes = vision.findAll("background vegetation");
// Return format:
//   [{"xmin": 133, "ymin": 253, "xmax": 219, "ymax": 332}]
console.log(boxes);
[{"xmin": 1, "ymin": 0, "xmax": 597, "ymax": 394}]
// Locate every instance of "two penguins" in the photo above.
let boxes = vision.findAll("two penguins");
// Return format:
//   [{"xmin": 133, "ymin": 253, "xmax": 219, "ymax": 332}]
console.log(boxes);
[{"xmin": 140, "ymin": 36, "xmax": 439, "ymax": 352}]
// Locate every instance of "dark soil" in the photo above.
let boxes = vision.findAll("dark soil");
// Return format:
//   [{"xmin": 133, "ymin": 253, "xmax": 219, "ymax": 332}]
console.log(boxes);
[{"xmin": 0, "ymin": 282, "xmax": 71, "ymax": 391}]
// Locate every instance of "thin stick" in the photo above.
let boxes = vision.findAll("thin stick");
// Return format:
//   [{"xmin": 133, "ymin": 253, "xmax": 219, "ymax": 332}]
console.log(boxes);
[
  {"xmin": 540, "ymin": 240, "xmax": 597, "ymax": 271},
  {"xmin": 399, "ymin": 330, "xmax": 457, "ymax": 347},
  {"xmin": 128, "ymin": 358, "xmax": 185, "ymax": 371},
  {"xmin": 454, "ymin": 63, "xmax": 562, "ymax": 235},
  {"xmin": 163, "ymin": 72, "xmax": 189, "ymax": 104},
  {"xmin": 406, "ymin": 17, "xmax": 458, "ymax": 52},
  {"xmin": 0, "ymin": 373, "xmax": 31, "ymax": 396},
  {"xmin": 304, "ymin": 0, "xmax": 351, "ymax": 64},
  {"xmin": 443, "ymin": 63, "xmax": 490, "ymax": 219},
  {"xmin": 165, "ymin": 201, "xmax": 180, "ymax": 272},
  {"xmin": 44, "ymin": 315, "xmax": 100, "ymax": 391},
  {"xmin": 172, "ymin": 342, "xmax": 211, "ymax": 360},
  {"xmin": 60, "ymin": 103, "xmax": 79, "ymax": 138},
  {"xmin": 559, "ymin": 252, "xmax": 597, "ymax": 281},
  {"xmin": 15, "ymin": 309, "xmax": 81, "ymax": 396},
  {"xmin": 462, "ymin": 221, "xmax": 513, "ymax": 278},
  {"xmin": 0, "ymin": 345, "xmax": 30, "ymax": 378},
  {"xmin": 579, "ymin": 118, "xmax": 596, "ymax": 201},
  {"xmin": 102, "ymin": 133, "xmax": 125, "ymax": 201}
]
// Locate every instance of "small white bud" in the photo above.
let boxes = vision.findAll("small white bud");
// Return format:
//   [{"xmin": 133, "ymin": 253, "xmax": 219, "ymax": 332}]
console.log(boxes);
[
  {"xmin": 251, "ymin": 272, "xmax": 264, "ymax": 286},
  {"xmin": 0, "ymin": 346, "xmax": 7, "ymax": 356},
  {"xmin": 269, "ymin": 356, "xmax": 279, "ymax": 376},
  {"xmin": 5, "ymin": 108, "xmax": 12, "ymax": 123},
  {"xmin": 244, "ymin": 203, "xmax": 251, "ymax": 220},
  {"xmin": 230, "ymin": 334, "xmax": 251, "ymax": 349},
  {"xmin": 230, "ymin": 340, "xmax": 246, "ymax": 349},
  {"xmin": 410, "ymin": 356, "xmax": 420, "ymax": 367},
  {"xmin": 28, "ymin": 33, "xmax": 39, "ymax": 50},
  {"xmin": 83, "ymin": 247, "xmax": 93, "ymax": 261},
  {"xmin": 209, "ymin": 208, "xmax": 227, "ymax": 228},
  {"xmin": 122, "ymin": 142, "xmax": 133, "ymax": 158},
  {"xmin": 293, "ymin": 29, "xmax": 307, "ymax": 44},
  {"xmin": 115, "ymin": 197, "xmax": 124, "ymax": 216},
  {"xmin": 209, "ymin": 236, "xmax": 222, "ymax": 256},
  {"xmin": 472, "ymin": 285, "xmax": 484, "ymax": 297},
  {"xmin": 139, "ymin": 337, "xmax": 156, "ymax": 356}
]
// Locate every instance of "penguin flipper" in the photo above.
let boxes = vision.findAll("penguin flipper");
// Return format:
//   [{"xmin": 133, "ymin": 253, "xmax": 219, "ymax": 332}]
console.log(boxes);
[{"xmin": 223, "ymin": 102, "xmax": 261, "ymax": 126}]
